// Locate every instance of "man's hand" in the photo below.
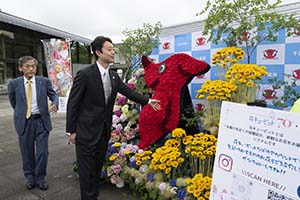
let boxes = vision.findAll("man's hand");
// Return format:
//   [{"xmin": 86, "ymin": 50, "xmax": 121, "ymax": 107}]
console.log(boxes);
[
  {"xmin": 49, "ymin": 104, "xmax": 58, "ymax": 113},
  {"xmin": 69, "ymin": 133, "xmax": 76, "ymax": 144},
  {"xmin": 149, "ymin": 99, "xmax": 161, "ymax": 111}
]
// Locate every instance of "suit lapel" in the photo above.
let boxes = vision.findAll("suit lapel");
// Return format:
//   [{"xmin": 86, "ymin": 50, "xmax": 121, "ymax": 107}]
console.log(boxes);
[
  {"xmin": 92, "ymin": 65, "xmax": 106, "ymax": 102},
  {"xmin": 93, "ymin": 65, "xmax": 118, "ymax": 104},
  {"xmin": 19, "ymin": 77, "xmax": 26, "ymax": 102}
]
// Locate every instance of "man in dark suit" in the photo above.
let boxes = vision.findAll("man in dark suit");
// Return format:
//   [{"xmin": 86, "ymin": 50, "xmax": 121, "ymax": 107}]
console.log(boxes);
[
  {"xmin": 66, "ymin": 36, "xmax": 160, "ymax": 200},
  {"xmin": 8, "ymin": 56, "xmax": 59, "ymax": 191}
]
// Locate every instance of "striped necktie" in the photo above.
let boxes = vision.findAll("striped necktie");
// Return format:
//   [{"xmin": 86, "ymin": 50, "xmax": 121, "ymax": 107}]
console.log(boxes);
[
  {"xmin": 103, "ymin": 72, "xmax": 111, "ymax": 104},
  {"xmin": 26, "ymin": 80, "xmax": 32, "ymax": 119}
]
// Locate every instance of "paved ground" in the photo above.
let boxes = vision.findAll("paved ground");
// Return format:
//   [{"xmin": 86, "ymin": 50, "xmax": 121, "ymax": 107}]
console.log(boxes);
[{"xmin": 0, "ymin": 95, "xmax": 139, "ymax": 200}]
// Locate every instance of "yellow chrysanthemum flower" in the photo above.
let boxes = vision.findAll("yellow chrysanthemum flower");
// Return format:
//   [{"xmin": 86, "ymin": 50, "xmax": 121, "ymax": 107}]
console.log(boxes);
[
  {"xmin": 109, "ymin": 155, "xmax": 116, "ymax": 161},
  {"xmin": 165, "ymin": 167, "xmax": 171, "ymax": 174},
  {"xmin": 112, "ymin": 142, "xmax": 121, "ymax": 147},
  {"xmin": 124, "ymin": 150, "xmax": 131, "ymax": 155}
]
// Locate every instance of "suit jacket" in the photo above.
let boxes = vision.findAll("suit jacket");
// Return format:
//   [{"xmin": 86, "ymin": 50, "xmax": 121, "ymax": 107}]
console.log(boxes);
[
  {"xmin": 66, "ymin": 64, "xmax": 149, "ymax": 146},
  {"xmin": 8, "ymin": 76, "xmax": 59, "ymax": 135}
]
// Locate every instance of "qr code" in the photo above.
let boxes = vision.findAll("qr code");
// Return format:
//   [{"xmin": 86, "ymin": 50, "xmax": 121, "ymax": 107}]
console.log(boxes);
[
  {"xmin": 267, "ymin": 189, "xmax": 295, "ymax": 200},
  {"xmin": 230, "ymin": 174, "xmax": 252, "ymax": 200}
]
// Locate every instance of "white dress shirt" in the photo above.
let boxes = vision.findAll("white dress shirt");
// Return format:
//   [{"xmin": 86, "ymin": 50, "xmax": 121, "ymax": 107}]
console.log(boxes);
[
  {"xmin": 96, "ymin": 61, "xmax": 109, "ymax": 79},
  {"xmin": 24, "ymin": 76, "xmax": 40, "ymax": 114}
]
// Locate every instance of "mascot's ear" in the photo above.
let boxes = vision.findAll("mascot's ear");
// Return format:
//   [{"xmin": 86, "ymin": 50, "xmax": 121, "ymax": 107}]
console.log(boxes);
[{"xmin": 142, "ymin": 55, "xmax": 152, "ymax": 68}]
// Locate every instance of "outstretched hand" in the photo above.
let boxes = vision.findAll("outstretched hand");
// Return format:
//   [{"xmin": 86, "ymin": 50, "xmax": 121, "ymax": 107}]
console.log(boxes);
[{"xmin": 149, "ymin": 99, "xmax": 161, "ymax": 111}]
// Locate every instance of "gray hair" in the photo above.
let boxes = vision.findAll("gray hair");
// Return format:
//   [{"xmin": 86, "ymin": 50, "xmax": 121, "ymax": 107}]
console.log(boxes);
[{"xmin": 18, "ymin": 56, "xmax": 38, "ymax": 66}]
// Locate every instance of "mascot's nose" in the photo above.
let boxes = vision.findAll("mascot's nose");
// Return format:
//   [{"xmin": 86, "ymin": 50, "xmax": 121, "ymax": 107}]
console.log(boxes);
[{"xmin": 142, "ymin": 55, "xmax": 152, "ymax": 68}]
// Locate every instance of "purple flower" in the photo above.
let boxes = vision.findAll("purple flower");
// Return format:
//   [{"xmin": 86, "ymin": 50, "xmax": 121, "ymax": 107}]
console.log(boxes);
[
  {"xmin": 117, "ymin": 96, "xmax": 127, "ymax": 105},
  {"xmin": 169, "ymin": 178, "xmax": 177, "ymax": 187},
  {"xmin": 147, "ymin": 173, "xmax": 154, "ymax": 182},
  {"xmin": 177, "ymin": 189, "xmax": 186, "ymax": 200},
  {"xmin": 127, "ymin": 83, "xmax": 136, "ymax": 90},
  {"xmin": 129, "ymin": 160, "xmax": 138, "ymax": 169},
  {"xmin": 108, "ymin": 146, "xmax": 118, "ymax": 154},
  {"xmin": 101, "ymin": 170, "xmax": 107, "ymax": 178},
  {"xmin": 114, "ymin": 110, "xmax": 122, "ymax": 117}
]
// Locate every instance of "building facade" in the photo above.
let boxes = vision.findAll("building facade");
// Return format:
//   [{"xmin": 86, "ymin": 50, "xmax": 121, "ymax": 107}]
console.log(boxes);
[
  {"xmin": 150, "ymin": 2, "xmax": 300, "ymax": 110},
  {"xmin": 0, "ymin": 10, "xmax": 92, "ymax": 93}
]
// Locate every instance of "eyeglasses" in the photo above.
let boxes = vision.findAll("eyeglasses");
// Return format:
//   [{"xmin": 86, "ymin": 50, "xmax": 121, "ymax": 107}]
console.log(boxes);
[{"xmin": 23, "ymin": 64, "xmax": 37, "ymax": 69}]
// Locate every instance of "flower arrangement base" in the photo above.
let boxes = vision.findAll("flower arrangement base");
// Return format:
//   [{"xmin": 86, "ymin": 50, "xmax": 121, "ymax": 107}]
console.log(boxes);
[{"xmin": 116, "ymin": 179, "xmax": 125, "ymax": 188}]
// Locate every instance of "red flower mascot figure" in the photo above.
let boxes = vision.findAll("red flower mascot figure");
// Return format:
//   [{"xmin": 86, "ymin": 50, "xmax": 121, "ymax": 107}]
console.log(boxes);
[{"xmin": 138, "ymin": 53, "xmax": 210, "ymax": 149}]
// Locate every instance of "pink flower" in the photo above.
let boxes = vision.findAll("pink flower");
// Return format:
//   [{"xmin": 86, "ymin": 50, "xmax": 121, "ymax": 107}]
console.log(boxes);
[
  {"xmin": 112, "ymin": 115, "xmax": 121, "ymax": 125},
  {"xmin": 112, "ymin": 164, "xmax": 122, "ymax": 174},
  {"xmin": 110, "ymin": 175, "xmax": 121, "ymax": 184},
  {"xmin": 117, "ymin": 95, "xmax": 127, "ymax": 105},
  {"xmin": 114, "ymin": 109, "xmax": 122, "ymax": 117},
  {"xmin": 111, "ymin": 129, "xmax": 121, "ymax": 136},
  {"xmin": 127, "ymin": 82, "xmax": 136, "ymax": 90},
  {"xmin": 124, "ymin": 131, "xmax": 135, "ymax": 140},
  {"xmin": 110, "ymin": 130, "xmax": 121, "ymax": 142},
  {"xmin": 115, "ymin": 124, "xmax": 123, "ymax": 132}
]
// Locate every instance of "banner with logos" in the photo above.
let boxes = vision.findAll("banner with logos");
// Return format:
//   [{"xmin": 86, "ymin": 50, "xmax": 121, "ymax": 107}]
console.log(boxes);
[
  {"xmin": 150, "ymin": 28, "xmax": 300, "ymax": 111},
  {"xmin": 209, "ymin": 101, "xmax": 300, "ymax": 200},
  {"xmin": 42, "ymin": 39, "xmax": 72, "ymax": 112}
]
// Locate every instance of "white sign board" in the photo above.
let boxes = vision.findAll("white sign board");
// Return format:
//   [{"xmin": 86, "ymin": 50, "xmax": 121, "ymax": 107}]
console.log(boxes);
[{"xmin": 210, "ymin": 101, "xmax": 300, "ymax": 200}]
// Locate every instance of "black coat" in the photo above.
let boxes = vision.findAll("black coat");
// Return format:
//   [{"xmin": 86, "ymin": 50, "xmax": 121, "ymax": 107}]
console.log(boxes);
[{"xmin": 66, "ymin": 64, "xmax": 148, "ymax": 146}]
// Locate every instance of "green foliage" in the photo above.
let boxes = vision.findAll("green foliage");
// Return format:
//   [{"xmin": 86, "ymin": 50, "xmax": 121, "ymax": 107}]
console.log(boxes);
[
  {"xmin": 180, "ymin": 104, "xmax": 204, "ymax": 129},
  {"xmin": 70, "ymin": 42, "xmax": 90, "ymax": 64},
  {"xmin": 198, "ymin": 0, "xmax": 300, "ymax": 63},
  {"xmin": 118, "ymin": 22, "xmax": 162, "ymax": 79},
  {"xmin": 120, "ymin": 171, "xmax": 148, "ymax": 200},
  {"xmin": 135, "ymin": 73, "xmax": 151, "ymax": 96},
  {"xmin": 268, "ymin": 75, "xmax": 300, "ymax": 109}
]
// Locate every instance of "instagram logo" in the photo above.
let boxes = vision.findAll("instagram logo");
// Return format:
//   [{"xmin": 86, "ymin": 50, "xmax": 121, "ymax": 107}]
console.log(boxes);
[{"xmin": 218, "ymin": 154, "xmax": 233, "ymax": 172}]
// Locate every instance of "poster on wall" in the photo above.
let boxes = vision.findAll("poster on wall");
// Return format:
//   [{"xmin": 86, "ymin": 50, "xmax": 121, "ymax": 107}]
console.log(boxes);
[
  {"xmin": 210, "ymin": 101, "xmax": 300, "ymax": 200},
  {"xmin": 42, "ymin": 39, "xmax": 72, "ymax": 112}
]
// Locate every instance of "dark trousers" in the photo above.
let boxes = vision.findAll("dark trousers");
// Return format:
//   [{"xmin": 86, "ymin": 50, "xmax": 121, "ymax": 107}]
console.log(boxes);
[
  {"xmin": 76, "ymin": 132, "xmax": 109, "ymax": 200},
  {"xmin": 18, "ymin": 117, "xmax": 49, "ymax": 184}
]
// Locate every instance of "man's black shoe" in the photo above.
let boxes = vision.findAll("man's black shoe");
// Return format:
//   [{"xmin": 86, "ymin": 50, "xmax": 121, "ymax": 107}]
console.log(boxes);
[
  {"xmin": 38, "ymin": 182, "xmax": 48, "ymax": 191},
  {"xmin": 26, "ymin": 182, "xmax": 35, "ymax": 190}
]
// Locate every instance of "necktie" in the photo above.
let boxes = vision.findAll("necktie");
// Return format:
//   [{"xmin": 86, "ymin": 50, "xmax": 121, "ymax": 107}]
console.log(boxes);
[
  {"xmin": 26, "ymin": 81, "xmax": 32, "ymax": 119},
  {"xmin": 103, "ymin": 72, "xmax": 111, "ymax": 104}
]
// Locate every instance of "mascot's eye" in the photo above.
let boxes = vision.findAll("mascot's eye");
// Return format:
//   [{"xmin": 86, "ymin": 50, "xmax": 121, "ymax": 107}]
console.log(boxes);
[{"xmin": 158, "ymin": 64, "xmax": 166, "ymax": 74}]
